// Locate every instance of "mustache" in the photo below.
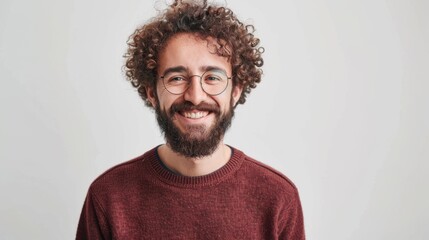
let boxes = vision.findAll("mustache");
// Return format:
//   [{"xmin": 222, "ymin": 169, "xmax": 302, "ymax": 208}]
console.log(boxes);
[{"xmin": 169, "ymin": 101, "xmax": 220, "ymax": 115}]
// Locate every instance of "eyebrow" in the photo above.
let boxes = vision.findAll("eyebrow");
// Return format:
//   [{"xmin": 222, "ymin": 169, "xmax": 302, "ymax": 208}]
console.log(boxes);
[
  {"xmin": 202, "ymin": 66, "xmax": 228, "ymax": 75},
  {"xmin": 161, "ymin": 65, "xmax": 228, "ymax": 77},
  {"xmin": 161, "ymin": 66, "xmax": 187, "ymax": 77}
]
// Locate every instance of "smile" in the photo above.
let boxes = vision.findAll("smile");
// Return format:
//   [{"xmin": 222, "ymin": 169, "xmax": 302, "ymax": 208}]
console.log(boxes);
[{"xmin": 180, "ymin": 111, "xmax": 209, "ymax": 119}]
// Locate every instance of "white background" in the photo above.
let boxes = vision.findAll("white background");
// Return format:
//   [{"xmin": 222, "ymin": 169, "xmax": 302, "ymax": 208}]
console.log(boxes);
[{"xmin": 1, "ymin": 0, "xmax": 428, "ymax": 239}]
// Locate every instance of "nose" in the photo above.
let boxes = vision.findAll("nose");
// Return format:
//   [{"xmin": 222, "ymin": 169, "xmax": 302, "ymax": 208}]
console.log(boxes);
[{"xmin": 183, "ymin": 76, "xmax": 208, "ymax": 105}]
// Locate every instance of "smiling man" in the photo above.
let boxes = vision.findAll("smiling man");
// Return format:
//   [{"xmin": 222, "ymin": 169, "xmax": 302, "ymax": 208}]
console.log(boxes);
[{"xmin": 77, "ymin": 1, "xmax": 305, "ymax": 239}]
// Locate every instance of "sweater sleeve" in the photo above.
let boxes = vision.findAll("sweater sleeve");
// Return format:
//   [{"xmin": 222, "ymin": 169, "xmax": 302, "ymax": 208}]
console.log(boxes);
[
  {"xmin": 76, "ymin": 190, "xmax": 111, "ymax": 240},
  {"xmin": 278, "ymin": 190, "xmax": 305, "ymax": 240}
]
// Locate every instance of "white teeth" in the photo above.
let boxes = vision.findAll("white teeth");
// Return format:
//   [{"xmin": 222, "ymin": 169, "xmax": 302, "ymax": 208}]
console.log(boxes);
[{"xmin": 183, "ymin": 111, "xmax": 208, "ymax": 119}]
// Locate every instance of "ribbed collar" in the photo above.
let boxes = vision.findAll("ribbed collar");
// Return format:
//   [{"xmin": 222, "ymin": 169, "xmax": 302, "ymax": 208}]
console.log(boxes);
[{"xmin": 143, "ymin": 146, "xmax": 245, "ymax": 188}]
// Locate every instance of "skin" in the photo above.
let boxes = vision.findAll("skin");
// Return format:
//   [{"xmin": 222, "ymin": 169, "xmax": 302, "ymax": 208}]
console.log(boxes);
[{"xmin": 146, "ymin": 33, "xmax": 243, "ymax": 176}]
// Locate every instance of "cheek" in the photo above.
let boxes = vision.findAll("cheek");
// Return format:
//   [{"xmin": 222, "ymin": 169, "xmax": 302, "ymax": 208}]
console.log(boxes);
[
  {"xmin": 156, "ymin": 86, "xmax": 169, "ymax": 109},
  {"xmin": 213, "ymin": 95, "xmax": 233, "ymax": 112},
  {"xmin": 157, "ymin": 91, "xmax": 183, "ymax": 111}
]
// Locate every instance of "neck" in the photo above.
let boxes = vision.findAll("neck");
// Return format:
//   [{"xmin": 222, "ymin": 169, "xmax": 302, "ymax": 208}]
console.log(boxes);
[{"xmin": 157, "ymin": 143, "xmax": 231, "ymax": 177}]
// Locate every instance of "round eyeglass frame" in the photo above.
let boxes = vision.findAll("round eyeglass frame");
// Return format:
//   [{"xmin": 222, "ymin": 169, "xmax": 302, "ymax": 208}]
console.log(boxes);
[{"xmin": 160, "ymin": 71, "xmax": 232, "ymax": 96}]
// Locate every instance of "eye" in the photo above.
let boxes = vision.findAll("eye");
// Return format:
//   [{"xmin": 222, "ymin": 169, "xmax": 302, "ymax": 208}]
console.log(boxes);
[
  {"xmin": 166, "ymin": 75, "xmax": 187, "ymax": 85},
  {"xmin": 203, "ymin": 72, "xmax": 226, "ymax": 85},
  {"xmin": 205, "ymin": 75, "xmax": 221, "ymax": 81}
]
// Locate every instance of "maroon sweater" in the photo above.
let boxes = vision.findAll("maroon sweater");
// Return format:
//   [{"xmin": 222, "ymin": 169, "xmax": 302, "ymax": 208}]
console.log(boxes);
[{"xmin": 77, "ymin": 147, "xmax": 305, "ymax": 239}]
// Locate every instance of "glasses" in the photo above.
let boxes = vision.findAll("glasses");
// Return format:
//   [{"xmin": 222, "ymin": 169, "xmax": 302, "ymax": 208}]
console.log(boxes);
[{"xmin": 160, "ymin": 70, "xmax": 231, "ymax": 96}]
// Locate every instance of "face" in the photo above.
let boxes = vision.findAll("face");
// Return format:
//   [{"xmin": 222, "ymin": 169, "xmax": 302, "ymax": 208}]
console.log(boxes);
[{"xmin": 146, "ymin": 33, "xmax": 243, "ymax": 158}]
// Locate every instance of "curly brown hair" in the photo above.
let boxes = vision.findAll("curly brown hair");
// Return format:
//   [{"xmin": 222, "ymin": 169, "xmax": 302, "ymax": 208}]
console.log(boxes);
[{"xmin": 124, "ymin": 0, "xmax": 264, "ymax": 107}]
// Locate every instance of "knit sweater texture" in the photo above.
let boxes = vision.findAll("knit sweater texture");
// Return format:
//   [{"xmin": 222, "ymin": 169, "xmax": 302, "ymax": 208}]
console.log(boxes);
[{"xmin": 76, "ymin": 147, "xmax": 305, "ymax": 239}]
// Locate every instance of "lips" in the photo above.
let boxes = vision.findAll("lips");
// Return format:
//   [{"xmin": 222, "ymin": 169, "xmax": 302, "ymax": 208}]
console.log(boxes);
[{"xmin": 170, "ymin": 101, "xmax": 220, "ymax": 118}]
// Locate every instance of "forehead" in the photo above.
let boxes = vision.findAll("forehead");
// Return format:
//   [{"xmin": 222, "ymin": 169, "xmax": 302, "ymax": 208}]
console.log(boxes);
[{"xmin": 157, "ymin": 33, "xmax": 231, "ymax": 75}]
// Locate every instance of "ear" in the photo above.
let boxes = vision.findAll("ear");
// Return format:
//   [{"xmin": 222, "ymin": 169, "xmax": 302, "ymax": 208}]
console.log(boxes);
[
  {"xmin": 146, "ymin": 86, "xmax": 157, "ymax": 108},
  {"xmin": 231, "ymin": 84, "xmax": 243, "ymax": 106}
]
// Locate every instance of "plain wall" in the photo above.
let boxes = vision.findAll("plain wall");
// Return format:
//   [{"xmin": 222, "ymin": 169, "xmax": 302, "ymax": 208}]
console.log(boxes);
[{"xmin": 1, "ymin": 0, "xmax": 428, "ymax": 239}]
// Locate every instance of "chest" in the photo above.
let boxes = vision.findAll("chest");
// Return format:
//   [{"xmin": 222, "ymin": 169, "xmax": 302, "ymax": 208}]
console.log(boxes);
[{"xmin": 105, "ymin": 185, "xmax": 281, "ymax": 239}]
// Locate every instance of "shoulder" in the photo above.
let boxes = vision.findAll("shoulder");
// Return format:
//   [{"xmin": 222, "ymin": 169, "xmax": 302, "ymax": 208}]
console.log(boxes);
[
  {"xmin": 234, "ymin": 148, "xmax": 299, "ymax": 196},
  {"xmin": 88, "ymin": 148, "xmax": 156, "ymax": 194},
  {"xmin": 93, "ymin": 156, "xmax": 143, "ymax": 184}
]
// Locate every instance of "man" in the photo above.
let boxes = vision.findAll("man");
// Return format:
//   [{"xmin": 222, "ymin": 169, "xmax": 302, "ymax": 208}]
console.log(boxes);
[{"xmin": 77, "ymin": 0, "xmax": 305, "ymax": 239}]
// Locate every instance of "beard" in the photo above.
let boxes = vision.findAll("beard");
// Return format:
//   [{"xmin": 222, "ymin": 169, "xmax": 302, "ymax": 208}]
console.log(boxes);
[{"xmin": 155, "ymin": 100, "xmax": 234, "ymax": 158}]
